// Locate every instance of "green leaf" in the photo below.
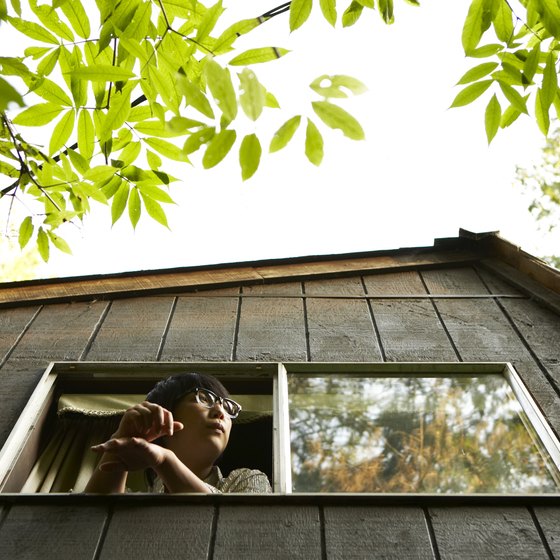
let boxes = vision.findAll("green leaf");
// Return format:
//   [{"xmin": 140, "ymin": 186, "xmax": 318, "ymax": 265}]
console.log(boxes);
[
  {"xmin": 229, "ymin": 47, "xmax": 290, "ymax": 66},
  {"xmin": 196, "ymin": 0, "xmax": 223, "ymax": 42},
  {"xmin": 37, "ymin": 47, "xmax": 60, "ymax": 76},
  {"xmin": 119, "ymin": 37, "xmax": 150, "ymax": 65},
  {"xmin": 176, "ymin": 76, "xmax": 214, "ymax": 119},
  {"xmin": 49, "ymin": 109, "xmax": 75, "ymax": 155},
  {"xmin": 18, "ymin": 216, "xmax": 34, "ymax": 249},
  {"xmin": 239, "ymin": 68, "xmax": 265, "ymax": 121},
  {"xmin": 290, "ymin": 0, "xmax": 312, "ymax": 31},
  {"xmin": 204, "ymin": 58, "xmax": 237, "ymax": 122},
  {"xmin": 541, "ymin": 52, "xmax": 558, "ymax": 109},
  {"xmin": 68, "ymin": 65, "xmax": 135, "ymax": 82},
  {"xmin": 497, "ymin": 81, "xmax": 528, "ymax": 114},
  {"xmin": 320, "ymin": 0, "xmax": 337, "ymax": 26},
  {"xmin": 500, "ymin": 103, "xmax": 521, "ymax": 128},
  {"xmin": 146, "ymin": 150, "xmax": 162, "ymax": 170},
  {"xmin": 0, "ymin": 77, "xmax": 24, "ymax": 111},
  {"xmin": 119, "ymin": 141, "xmax": 141, "ymax": 166},
  {"xmin": 144, "ymin": 138, "xmax": 190, "ymax": 162},
  {"xmin": 139, "ymin": 192, "xmax": 169, "ymax": 228},
  {"xmin": 47, "ymin": 230, "xmax": 72, "ymax": 254},
  {"xmin": 6, "ymin": 16, "xmax": 59, "ymax": 44},
  {"xmin": 535, "ymin": 88, "xmax": 550, "ymax": 135},
  {"xmin": 26, "ymin": 76, "xmax": 73, "ymax": 106},
  {"xmin": 78, "ymin": 109, "xmax": 95, "ymax": 161},
  {"xmin": 312, "ymin": 101, "xmax": 365, "ymax": 140},
  {"xmin": 135, "ymin": 120, "xmax": 188, "ymax": 138},
  {"xmin": 342, "ymin": 1, "xmax": 363, "ymax": 27},
  {"xmin": 29, "ymin": 0, "xmax": 74, "ymax": 41},
  {"xmin": 484, "ymin": 93, "xmax": 501, "ymax": 144},
  {"xmin": 0, "ymin": 160, "xmax": 19, "ymax": 178},
  {"xmin": 183, "ymin": 127, "xmax": 216, "ymax": 154},
  {"xmin": 239, "ymin": 133, "xmax": 261, "ymax": 180},
  {"xmin": 137, "ymin": 183, "xmax": 174, "ymax": 203},
  {"xmin": 468, "ymin": 43, "xmax": 504, "ymax": 58},
  {"xmin": 493, "ymin": 0, "xmax": 513, "ymax": 43},
  {"xmin": 456, "ymin": 62, "xmax": 499, "ymax": 85},
  {"xmin": 305, "ymin": 118, "xmax": 324, "ymax": 165},
  {"xmin": 378, "ymin": 0, "xmax": 394, "ymax": 24},
  {"xmin": 84, "ymin": 165, "xmax": 116, "ymax": 182},
  {"xmin": 59, "ymin": 0, "xmax": 90, "ymax": 39},
  {"xmin": 203, "ymin": 129, "xmax": 236, "ymax": 168},
  {"xmin": 128, "ymin": 187, "xmax": 141, "ymax": 228},
  {"xmin": 147, "ymin": 65, "xmax": 179, "ymax": 114},
  {"xmin": 67, "ymin": 148, "xmax": 89, "ymax": 174},
  {"xmin": 37, "ymin": 227, "xmax": 49, "ymax": 262},
  {"xmin": 214, "ymin": 18, "xmax": 260, "ymax": 54},
  {"xmin": 13, "ymin": 103, "xmax": 63, "ymax": 126},
  {"xmin": 450, "ymin": 79, "xmax": 492, "ymax": 107},
  {"xmin": 462, "ymin": 0, "xmax": 490, "ymax": 55},
  {"xmin": 111, "ymin": 180, "xmax": 130, "ymax": 224},
  {"xmin": 310, "ymin": 74, "xmax": 368, "ymax": 98},
  {"xmin": 270, "ymin": 115, "xmax": 301, "ymax": 152},
  {"xmin": 523, "ymin": 46, "xmax": 540, "ymax": 84},
  {"xmin": 100, "ymin": 85, "xmax": 132, "ymax": 142},
  {"xmin": 265, "ymin": 91, "xmax": 280, "ymax": 109}
]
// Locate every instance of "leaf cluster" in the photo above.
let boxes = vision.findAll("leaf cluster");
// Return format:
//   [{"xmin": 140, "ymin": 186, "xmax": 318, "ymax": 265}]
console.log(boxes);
[
  {"xmin": 288, "ymin": 0, "xmax": 419, "ymax": 30},
  {"xmin": 0, "ymin": 0, "xmax": 367, "ymax": 261},
  {"xmin": 451, "ymin": 0, "xmax": 560, "ymax": 144}
]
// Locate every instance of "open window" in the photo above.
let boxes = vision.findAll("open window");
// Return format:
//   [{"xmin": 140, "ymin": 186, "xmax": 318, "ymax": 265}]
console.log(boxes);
[
  {"xmin": 1, "ymin": 361, "xmax": 559, "ymax": 494},
  {"xmin": 0, "ymin": 362, "xmax": 275, "ymax": 493}
]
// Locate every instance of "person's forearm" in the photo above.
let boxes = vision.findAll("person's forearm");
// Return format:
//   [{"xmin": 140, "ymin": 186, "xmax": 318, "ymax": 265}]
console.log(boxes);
[
  {"xmin": 154, "ymin": 450, "xmax": 213, "ymax": 493},
  {"xmin": 84, "ymin": 453, "xmax": 128, "ymax": 493}
]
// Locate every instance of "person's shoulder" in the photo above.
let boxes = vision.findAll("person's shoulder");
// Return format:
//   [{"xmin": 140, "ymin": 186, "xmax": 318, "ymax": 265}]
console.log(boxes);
[{"xmin": 220, "ymin": 468, "xmax": 272, "ymax": 493}]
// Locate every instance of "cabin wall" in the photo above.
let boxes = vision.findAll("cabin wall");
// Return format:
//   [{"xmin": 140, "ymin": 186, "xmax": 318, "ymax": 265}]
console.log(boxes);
[{"xmin": 1, "ymin": 264, "xmax": 560, "ymax": 559}]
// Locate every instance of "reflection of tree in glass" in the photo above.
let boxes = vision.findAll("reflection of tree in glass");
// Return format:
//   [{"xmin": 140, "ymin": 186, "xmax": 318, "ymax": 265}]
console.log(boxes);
[{"xmin": 288, "ymin": 375, "xmax": 559, "ymax": 493}]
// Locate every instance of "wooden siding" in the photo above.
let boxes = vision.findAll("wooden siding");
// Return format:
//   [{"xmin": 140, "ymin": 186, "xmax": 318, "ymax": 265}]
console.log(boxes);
[{"xmin": 1, "ymin": 262, "xmax": 560, "ymax": 559}]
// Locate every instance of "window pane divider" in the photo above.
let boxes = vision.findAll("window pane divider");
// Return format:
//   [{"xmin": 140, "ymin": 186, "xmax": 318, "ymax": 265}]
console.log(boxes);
[{"xmin": 274, "ymin": 363, "xmax": 291, "ymax": 493}]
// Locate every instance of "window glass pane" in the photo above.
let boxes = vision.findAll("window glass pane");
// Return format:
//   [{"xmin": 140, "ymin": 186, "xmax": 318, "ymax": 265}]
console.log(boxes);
[{"xmin": 288, "ymin": 374, "xmax": 560, "ymax": 493}]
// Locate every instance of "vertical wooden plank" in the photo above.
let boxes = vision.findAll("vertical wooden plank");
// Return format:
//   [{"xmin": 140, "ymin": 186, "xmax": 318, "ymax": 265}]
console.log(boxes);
[
  {"xmin": 304, "ymin": 276, "xmax": 365, "ymax": 297},
  {"xmin": 0, "ymin": 504, "xmax": 107, "ymax": 560},
  {"xmin": 363, "ymin": 272, "xmax": 457, "ymax": 362},
  {"xmin": 363, "ymin": 271, "xmax": 426, "ymax": 295},
  {"xmin": 304, "ymin": 278, "xmax": 381, "ymax": 361},
  {"xmin": 99, "ymin": 505, "xmax": 214, "ymax": 560},
  {"xmin": 236, "ymin": 284, "xmax": 307, "ymax": 361},
  {"xmin": 160, "ymin": 288, "xmax": 239, "ymax": 361},
  {"xmin": 0, "ymin": 301, "xmax": 108, "ymax": 447},
  {"xmin": 323, "ymin": 506, "xmax": 434, "ymax": 560},
  {"xmin": 429, "ymin": 507, "xmax": 549, "ymax": 559},
  {"xmin": 214, "ymin": 505, "xmax": 321, "ymax": 560},
  {"xmin": 4, "ymin": 301, "xmax": 107, "ymax": 363},
  {"xmin": 86, "ymin": 297, "xmax": 175, "ymax": 361},
  {"xmin": 422, "ymin": 267, "xmax": 489, "ymax": 295},
  {"xmin": 498, "ymin": 298, "xmax": 560, "ymax": 389},
  {"xmin": 533, "ymin": 507, "xmax": 560, "ymax": 557},
  {"xmin": 0, "ymin": 307, "xmax": 41, "ymax": 364},
  {"xmin": 476, "ymin": 267, "xmax": 524, "ymax": 295}
]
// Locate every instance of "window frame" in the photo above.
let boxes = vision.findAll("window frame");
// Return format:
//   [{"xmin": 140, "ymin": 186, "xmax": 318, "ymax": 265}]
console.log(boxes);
[{"xmin": 1, "ymin": 361, "xmax": 559, "ymax": 495}]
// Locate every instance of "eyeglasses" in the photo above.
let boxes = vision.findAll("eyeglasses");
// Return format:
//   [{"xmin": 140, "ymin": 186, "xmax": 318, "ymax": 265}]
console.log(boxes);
[{"xmin": 191, "ymin": 387, "xmax": 242, "ymax": 419}]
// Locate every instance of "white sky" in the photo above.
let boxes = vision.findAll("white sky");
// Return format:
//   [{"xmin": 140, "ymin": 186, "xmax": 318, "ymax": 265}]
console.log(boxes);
[{"xmin": 2, "ymin": 0, "xmax": 558, "ymax": 279}]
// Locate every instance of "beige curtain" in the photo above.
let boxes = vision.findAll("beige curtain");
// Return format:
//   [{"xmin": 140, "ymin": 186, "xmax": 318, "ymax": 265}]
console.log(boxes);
[{"xmin": 23, "ymin": 394, "xmax": 272, "ymax": 493}]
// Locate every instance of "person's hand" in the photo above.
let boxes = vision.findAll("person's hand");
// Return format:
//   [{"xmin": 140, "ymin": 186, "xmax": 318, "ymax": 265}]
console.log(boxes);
[
  {"xmin": 112, "ymin": 401, "xmax": 183, "ymax": 442},
  {"xmin": 91, "ymin": 436, "xmax": 171, "ymax": 472}
]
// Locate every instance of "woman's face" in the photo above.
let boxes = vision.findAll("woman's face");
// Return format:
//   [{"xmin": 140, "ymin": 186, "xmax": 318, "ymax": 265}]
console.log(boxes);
[{"xmin": 166, "ymin": 390, "xmax": 232, "ymax": 469}]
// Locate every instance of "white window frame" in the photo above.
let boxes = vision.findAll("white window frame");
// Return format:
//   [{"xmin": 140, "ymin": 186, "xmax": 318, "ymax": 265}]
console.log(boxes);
[{"xmin": 1, "ymin": 361, "xmax": 559, "ymax": 494}]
